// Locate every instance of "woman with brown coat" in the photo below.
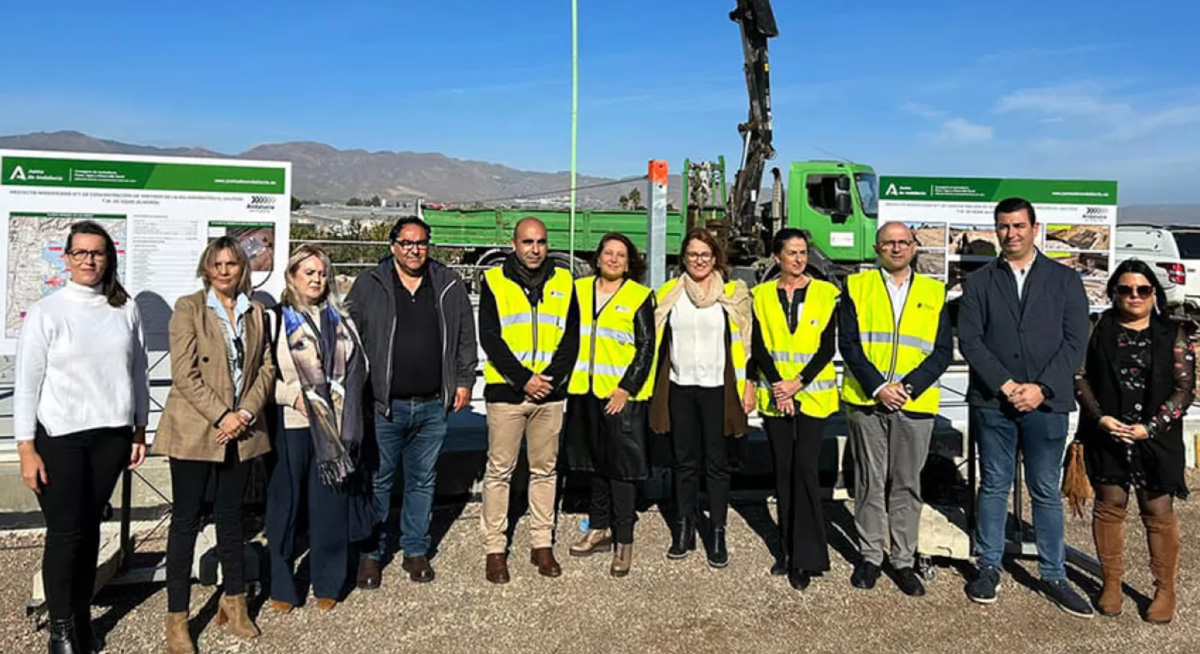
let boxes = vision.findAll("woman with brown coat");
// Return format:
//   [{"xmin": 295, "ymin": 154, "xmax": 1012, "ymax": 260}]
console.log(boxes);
[
  {"xmin": 649, "ymin": 229, "xmax": 755, "ymax": 568},
  {"xmin": 154, "ymin": 237, "xmax": 275, "ymax": 654}
]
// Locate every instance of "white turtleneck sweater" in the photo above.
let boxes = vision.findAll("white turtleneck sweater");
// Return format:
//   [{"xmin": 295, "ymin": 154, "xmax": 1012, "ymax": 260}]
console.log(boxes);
[{"xmin": 14, "ymin": 281, "xmax": 149, "ymax": 442}]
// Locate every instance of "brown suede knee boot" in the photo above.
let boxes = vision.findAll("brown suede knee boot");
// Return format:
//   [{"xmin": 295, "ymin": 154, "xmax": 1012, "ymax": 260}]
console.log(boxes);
[
  {"xmin": 1093, "ymin": 502, "xmax": 1127, "ymax": 616},
  {"xmin": 1143, "ymin": 512, "xmax": 1180, "ymax": 625}
]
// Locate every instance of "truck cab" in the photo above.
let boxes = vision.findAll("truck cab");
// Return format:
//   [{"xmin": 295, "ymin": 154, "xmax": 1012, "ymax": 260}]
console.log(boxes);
[{"xmin": 787, "ymin": 161, "xmax": 879, "ymax": 265}]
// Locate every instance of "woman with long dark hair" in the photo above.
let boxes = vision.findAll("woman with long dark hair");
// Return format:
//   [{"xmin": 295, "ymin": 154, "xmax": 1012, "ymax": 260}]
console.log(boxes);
[
  {"xmin": 564, "ymin": 233, "xmax": 656, "ymax": 576},
  {"xmin": 265, "ymin": 244, "xmax": 373, "ymax": 612},
  {"xmin": 16, "ymin": 221, "xmax": 148, "ymax": 653},
  {"xmin": 649, "ymin": 228, "xmax": 755, "ymax": 567},
  {"xmin": 154, "ymin": 236, "xmax": 275, "ymax": 654},
  {"xmin": 1074, "ymin": 259, "xmax": 1194, "ymax": 624}
]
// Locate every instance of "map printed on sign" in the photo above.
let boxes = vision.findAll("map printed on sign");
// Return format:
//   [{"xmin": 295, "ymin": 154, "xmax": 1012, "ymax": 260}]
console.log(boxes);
[
  {"xmin": 0, "ymin": 149, "xmax": 291, "ymax": 354},
  {"xmin": 878, "ymin": 176, "xmax": 1117, "ymax": 308},
  {"xmin": 6, "ymin": 212, "xmax": 128, "ymax": 337}
]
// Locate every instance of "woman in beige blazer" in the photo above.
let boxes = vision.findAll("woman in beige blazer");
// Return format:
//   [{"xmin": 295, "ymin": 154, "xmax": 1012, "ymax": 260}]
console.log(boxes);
[{"xmin": 154, "ymin": 236, "xmax": 275, "ymax": 654}]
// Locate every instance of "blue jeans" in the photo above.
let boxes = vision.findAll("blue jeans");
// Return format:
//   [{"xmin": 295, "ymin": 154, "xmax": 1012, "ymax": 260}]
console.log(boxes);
[
  {"xmin": 367, "ymin": 398, "xmax": 447, "ymax": 560},
  {"xmin": 973, "ymin": 406, "xmax": 1068, "ymax": 580}
]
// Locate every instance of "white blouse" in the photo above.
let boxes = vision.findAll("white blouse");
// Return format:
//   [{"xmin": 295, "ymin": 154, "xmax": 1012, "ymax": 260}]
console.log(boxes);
[{"xmin": 669, "ymin": 290, "xmax": 727, "ymax": 387}]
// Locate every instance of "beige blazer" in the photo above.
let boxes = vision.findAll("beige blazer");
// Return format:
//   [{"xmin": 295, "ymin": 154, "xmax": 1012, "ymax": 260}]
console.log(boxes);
[{"xmin": 153, "ymin": 290, "xmax": 275, "ymax": 463}]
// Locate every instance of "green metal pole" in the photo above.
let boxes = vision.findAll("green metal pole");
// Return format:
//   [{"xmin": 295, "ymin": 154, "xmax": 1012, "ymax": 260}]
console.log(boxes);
[{"xmin": 569, "ymin": 0, "xmax": 578, "ymax": 264}]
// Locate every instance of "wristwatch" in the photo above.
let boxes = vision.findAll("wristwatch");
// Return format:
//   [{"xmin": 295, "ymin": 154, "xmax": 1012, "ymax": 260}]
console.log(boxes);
[{"xmin": 903, "ymin": 383, "xmax": 914, "ymax": 396}]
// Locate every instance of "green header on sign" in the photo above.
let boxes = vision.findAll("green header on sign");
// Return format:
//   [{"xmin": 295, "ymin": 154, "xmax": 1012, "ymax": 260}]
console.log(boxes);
[
  {"xmin": 880, "ymin": 176, "xmax": 1117, "ymax": 206},
  {"xmin": 1, "ymin": 156, "xmax": 286, "ymax": 194}
]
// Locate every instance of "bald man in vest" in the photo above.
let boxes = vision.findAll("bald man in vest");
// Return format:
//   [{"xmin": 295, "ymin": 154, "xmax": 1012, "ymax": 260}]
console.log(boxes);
[
  {"xmin": 478, "ymin": 217, "xmax": 580, "ymax": 583},
  {"xmin": 838, "ymin": 221, "xmax": 952, "ymax": 596}
]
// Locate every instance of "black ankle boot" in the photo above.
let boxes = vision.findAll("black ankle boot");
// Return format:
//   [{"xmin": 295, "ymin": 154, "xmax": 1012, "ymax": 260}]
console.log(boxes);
[
  {"xmin": 48, "ymin": 616, "xmax": 80, "ymax": 654},
  {"xmin": 708, "ymin": 527, "xmax": 729, "ymax": 568},
  {"xmin": 667, "ymin": 517, "xmax": 696, "ymax": 559}
]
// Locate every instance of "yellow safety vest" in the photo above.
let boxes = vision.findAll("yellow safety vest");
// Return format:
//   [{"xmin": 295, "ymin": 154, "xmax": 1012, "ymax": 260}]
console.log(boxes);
[
  {"xmin": 753, "ymin": 278, "xmax": 840, "ymax": 419},
  {"xmin": 655, "ymin": 277, "xmax": 747, "ymax": 399},
  {"xmin": 482, "ymin": 265, "xmax": 575, "ymax": 385},
  {"xmin": 840, "ymin": 270, "xmax": 945, "ymax": 414},
  {"xmin": 568, "ymin": 277, "xmax": 656, "ymax": 400}
]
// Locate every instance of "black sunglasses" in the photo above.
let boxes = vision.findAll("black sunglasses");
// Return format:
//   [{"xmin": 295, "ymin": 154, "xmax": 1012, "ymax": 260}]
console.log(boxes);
[{"xmin": 1115, "ymin": 284, "xmax": 1154, "ymax": 299}]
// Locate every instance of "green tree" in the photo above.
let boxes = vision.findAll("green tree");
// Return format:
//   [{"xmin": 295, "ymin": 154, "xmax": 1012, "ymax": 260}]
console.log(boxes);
[
  {"xmin": 628, "ymin": 187, "xmax": 642, "ymax": 209},
  {"xmin": 619, "ymin": 195, "xmax": 629, "ymax": 210}
]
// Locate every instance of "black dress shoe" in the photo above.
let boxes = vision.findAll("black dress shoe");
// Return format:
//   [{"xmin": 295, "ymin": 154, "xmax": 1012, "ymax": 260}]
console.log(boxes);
[
  {"xmin": 894, "ymin": 567, "xmax": 927, "ymax": 597},
  {"xmin": 788, "ymin": 570, "xmax": 811, "ymax": 591},
  {"xmin": 769, "ymin": 556, "xmax": 788, "ymax": 576},
  {"xmin": 851, "ymin": 562, "xmax": 881, "ymax": 589},
  {"xmin": 402, "ymin": 555, "xmax": 436, "ymax": 583},
  {"xmin": 707, "ymin": 527, "xmax": 729, "ymax": 568}
]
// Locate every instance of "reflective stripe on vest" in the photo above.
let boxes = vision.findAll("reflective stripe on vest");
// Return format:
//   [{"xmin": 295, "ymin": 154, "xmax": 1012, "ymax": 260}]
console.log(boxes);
[
  {"xmin": 568, "ymin": 277, "xmax": 656, "ymax": 400},
  {"xmin": 654, "ymin": 277, "xmax": 746, "ymax": 398},
  {"xmin": 840, "ymin": 270, "xmax": 945, "ymax": 414},
  {"xmin": 752, "ymin": 278, "xmax": 840, "ymax": 419},
  {"xmin": 482, "ymin": 265, "xmax": 574, "ymax": 385}
]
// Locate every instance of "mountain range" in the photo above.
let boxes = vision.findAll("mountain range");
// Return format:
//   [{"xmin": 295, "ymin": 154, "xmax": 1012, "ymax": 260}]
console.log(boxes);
[
  {"xmin": 0, "ymin": 131, "xmax": 1195, "ymax": 222},
  {"xmin": 0, "ymin": 131, "xmax": 658, "ymax": 208}
]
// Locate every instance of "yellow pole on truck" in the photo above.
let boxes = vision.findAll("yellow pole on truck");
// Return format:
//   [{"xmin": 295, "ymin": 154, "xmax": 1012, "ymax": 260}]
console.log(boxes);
[{"xmin": 569, "ymin": 0, "xmax": 578, "ymax": 261}]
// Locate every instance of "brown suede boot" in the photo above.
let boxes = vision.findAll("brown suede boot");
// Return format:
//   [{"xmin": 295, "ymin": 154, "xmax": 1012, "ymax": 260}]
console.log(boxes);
[
  {"xmin": 1092, "ymin": 502, "xmax": 1126, "ymax": 616},
  {"xmin": 215, "ymin": 593, "xmax": 261, "ymax": 640},
  {"xmin": 165, "ymin": 612, "xmax": 195, "ymax": 654},
  {"xmin": 1143, "ymin": 513, "xmax": 1180, "ymax": 625}
]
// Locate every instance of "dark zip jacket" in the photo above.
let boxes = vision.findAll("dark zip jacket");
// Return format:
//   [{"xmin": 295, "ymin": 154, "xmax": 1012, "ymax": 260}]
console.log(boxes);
[{"xmin": 347, "ymin": 258, "xmax": 478, "ymax": 418}]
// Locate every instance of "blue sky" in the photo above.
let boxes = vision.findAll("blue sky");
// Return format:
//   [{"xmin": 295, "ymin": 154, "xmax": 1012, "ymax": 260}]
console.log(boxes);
[{"xmin": 1, "ymin": 0, "xmax": 1198, "ymax": 204}]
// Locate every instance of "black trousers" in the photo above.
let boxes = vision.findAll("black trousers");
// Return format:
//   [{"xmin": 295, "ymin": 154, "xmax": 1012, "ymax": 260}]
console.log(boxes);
[
  {"xmin": 669, "ymin": 384, "xmax": 729, "ymax": 527},
  {"xmin": 35, "ymin": 426, "xmax": 132, "ymax": 622},
  {"xmin": 589, "ymin": 475, "xmax": 638, "ymax": 544},
  {"xmin": 764, "ymin": 414, "xmax": 830, "ymax": 573},
  {"xmin": 166, "ymin": 444, "xmax": 253, "ymax": 612}
]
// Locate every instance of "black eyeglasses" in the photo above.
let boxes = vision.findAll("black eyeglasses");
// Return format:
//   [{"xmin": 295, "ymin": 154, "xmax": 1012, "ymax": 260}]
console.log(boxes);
[
  {"xmin": 392, "ymin": 239, "xmax": 431, "ymax": 251},
  {"xmin": 1116, "ymin": 284, "xmax": 1154, "ymax": 299},
  {"xmin": 66, "ymin": 249, "xmax": 106, "ymax": 262}
]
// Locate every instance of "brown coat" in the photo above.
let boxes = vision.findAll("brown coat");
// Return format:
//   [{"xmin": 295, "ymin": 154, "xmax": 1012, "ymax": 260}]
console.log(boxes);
[
  {"xmin": 153, "ymin": 290, "xmax": 275, "ymax": 463},
  {"xmin": 649, "ymin": 321, "xmax": 748, "ymax": 437}
]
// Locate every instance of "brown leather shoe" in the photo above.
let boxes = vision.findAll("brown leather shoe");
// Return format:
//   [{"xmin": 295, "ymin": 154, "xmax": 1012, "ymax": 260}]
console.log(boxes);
[
  {"xmin": 402, "ymin": 555, "xmax": 436, "ymax": 583},
  {"xmin": 214, "ymin": 593, "xmax": 260, "ymax": 640},
  {"xmin": 314, "ymin": 598, "xmax": 337, "ymax": 611},
  {"xmin": 610, "ymin": 543, "xmax": 633, "ymax": 578},
  {"xmin": 268, "ymin": 600, "xmax": 293, "ymax": 614},
  {"xmin": 485, "ymin": 553, "xmax": 510, "ymax": 584},
  {"xmin": 356, "ymin": 555, "xmax": 382, "ymax": 590},
  {"xmin": 569, "ymin": 529, "xmax": 613, "ymax": 557},
  {"xmin": 165, "ymin": 612, "xmax": 195, "ymax": 654},
  {"xmin": 530, "ymin": 547, "xmax": 562, "ymax": 578}
]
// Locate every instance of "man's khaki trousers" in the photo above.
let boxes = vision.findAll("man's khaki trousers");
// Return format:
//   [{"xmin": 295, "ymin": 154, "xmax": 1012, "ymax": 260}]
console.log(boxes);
[{"xmin": 481, "ymin": 400, "xmax": 565, "ymax": 554}]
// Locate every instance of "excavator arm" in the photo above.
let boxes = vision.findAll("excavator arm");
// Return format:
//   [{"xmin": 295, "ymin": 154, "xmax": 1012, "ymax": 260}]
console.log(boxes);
[{"xmin": 728, "ymin": 0, "xmax": 778, "ymax": 237}]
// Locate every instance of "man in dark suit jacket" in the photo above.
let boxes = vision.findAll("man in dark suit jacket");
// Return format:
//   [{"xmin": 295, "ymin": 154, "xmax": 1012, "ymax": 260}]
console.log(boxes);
[{"xmin": 958, "ymin": 197, "xmax": 1094, "ymax": 618}]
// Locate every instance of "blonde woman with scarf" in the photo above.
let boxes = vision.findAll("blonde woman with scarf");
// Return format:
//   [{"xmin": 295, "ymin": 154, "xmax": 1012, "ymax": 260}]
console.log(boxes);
[
  {"xmin": 649, "ymin": 228, "xmax": 754, "ymax": 568},
  {"xmin": 264, "ymin": 245, "xmax": 373, "ymax": 614}
]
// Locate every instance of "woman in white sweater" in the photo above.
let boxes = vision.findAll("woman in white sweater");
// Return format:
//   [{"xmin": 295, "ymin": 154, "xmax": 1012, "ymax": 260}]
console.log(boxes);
[{"xmin": 15, "ymin": 221, "xmax": 148, "ymax": 654}]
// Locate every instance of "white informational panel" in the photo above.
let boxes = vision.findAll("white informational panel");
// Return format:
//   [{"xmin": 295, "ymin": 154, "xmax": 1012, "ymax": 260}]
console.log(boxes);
[
  {"xmin": 878, "ymin": 176, "xmax": 1118, "ymax": 308},
  {"xmin": 0, "ymin": 149, "xmax": 291, "ymax": 353}
]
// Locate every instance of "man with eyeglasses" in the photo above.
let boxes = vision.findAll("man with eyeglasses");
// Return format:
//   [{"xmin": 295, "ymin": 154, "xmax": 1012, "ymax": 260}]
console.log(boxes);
[
  {"xmin": 478, "ymin": 217, "xmax": 580, "ymax": 583},
  {"xmin": 347, "ymin": 216, "xmax": 478, "ymax": 588},
  {"xmin": 958, "ymin": 197, "xmax": 1093, "ymax": 617},
  {"xmin": 838, "ymin": 222, "xmax": 952, "ymax": 596}
]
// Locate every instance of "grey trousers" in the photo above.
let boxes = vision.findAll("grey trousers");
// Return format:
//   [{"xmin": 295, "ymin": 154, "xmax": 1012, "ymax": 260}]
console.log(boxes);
[{"xmin": 846, "ymin": 406, "xmax": 933, "ymax": 569}]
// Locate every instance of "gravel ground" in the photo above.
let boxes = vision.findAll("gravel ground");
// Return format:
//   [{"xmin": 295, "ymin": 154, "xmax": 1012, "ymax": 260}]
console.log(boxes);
[{"xmin": 3, "ymin": 473, "xmax": 1200, "ymax": 654}]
